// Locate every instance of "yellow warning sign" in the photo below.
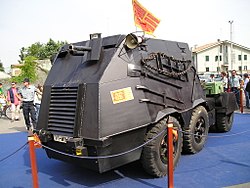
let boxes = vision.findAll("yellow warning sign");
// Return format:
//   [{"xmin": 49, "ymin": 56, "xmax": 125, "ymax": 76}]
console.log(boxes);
[{"xmin": 110, "ymin": 87, "xmax": 134, "ymax": 104}]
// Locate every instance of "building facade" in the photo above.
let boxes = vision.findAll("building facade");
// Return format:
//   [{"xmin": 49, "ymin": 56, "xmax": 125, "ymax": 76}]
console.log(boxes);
[{"xmin": 192, "ymin": 40, "xmax": 250, "ymax": 74}]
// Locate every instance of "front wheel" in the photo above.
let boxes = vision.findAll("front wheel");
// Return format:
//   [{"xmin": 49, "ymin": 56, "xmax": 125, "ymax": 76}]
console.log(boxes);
[
  {"xmin": 183, "ymin": 106, "xmax": 209, "ymax": 154},
  {"xmin": 141, "ymin": 117, "xmax": 183, "ymax": 177}
]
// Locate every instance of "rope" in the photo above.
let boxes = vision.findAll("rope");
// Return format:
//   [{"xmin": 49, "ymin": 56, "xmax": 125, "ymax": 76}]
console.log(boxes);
[
  {"xmin": 36, "ymin": 127, "xmax": 250, "ymax": 159},
  {"xmin": 177, "ymin": 128, "xmax": 250, "ymax": 138},
  {"xmin": 1, "ymin": 126, "xmax": 250, "ymax": 162},
  {"xmin": 37, "ymin": 128, "xmax": 166, "ymax": 159},
  {"xmin": 0, "ymin": 142, "xmax": 28, "ymax": 163}
]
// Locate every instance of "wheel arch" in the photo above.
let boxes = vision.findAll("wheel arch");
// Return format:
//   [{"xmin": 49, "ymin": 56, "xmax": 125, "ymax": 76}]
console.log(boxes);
[{"xmin": 152, "ymin": 98, "xmax": 209, "ymax": 130}]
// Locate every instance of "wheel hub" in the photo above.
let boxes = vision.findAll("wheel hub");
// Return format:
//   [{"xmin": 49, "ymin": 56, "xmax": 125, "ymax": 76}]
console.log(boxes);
[
  {"xmin": 194, "ymin": 117, "xmax": 205, "ymax": 143},
  {"xmin": 160, "ymin": 133, "xmax": 178, "ymax": 164}
]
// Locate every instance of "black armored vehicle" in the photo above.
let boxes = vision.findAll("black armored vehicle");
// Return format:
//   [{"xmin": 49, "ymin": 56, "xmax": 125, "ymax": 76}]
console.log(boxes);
[{"xmin": 36, "ymin": 33, "xmax": 238, "ymax": 177}]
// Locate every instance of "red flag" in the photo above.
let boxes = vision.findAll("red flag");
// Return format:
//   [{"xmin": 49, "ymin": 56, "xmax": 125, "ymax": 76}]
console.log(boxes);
[{"xmin": 132, "ymin": 0, "xmax": 160, "ymax": 35}]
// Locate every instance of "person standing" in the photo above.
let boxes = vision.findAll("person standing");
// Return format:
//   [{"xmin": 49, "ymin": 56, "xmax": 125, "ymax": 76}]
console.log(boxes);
[
  {"xmin": 243, "ymin": 73, "xmax": 250, "ymax": 109},
  {"xmin": 207, "ymin": 74, "xmax": 215, "ymax": 82},
  {"xmin": 7, "ymin": 82, "xmax": 21, "ymax": 122},
  {"xmin": 229, "ymin": 70, "xmax": 241, "ymax": 106},
  {"xmin": 221, "ymin": 71, "xmax": 228, "ymax": 92},
  {"xmin": 18, "ymin": 78, "xmax": 37, "ymax": 131},
  {"xmin": 34, "ymin": 84, "xmax": 43, "ymax": 121}
]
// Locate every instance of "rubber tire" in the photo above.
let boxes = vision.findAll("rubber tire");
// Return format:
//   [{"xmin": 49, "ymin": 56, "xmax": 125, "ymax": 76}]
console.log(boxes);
[
  {"xmin": 5, "ymin": 106, "xmax": 12, "ymax": 120},
  {"xmin": 216, "ymin": 113, "xmax": 234, "ymax": 132},
  {"xmin": 141, "ymin": 117, "xmax": 183, "ymax": 177},
  {"xmin": 182, "ymin": 106, "xmax": 209, "ymax": 154}
]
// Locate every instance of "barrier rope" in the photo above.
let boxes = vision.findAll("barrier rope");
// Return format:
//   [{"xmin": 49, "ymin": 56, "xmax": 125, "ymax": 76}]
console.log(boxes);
[
  {"xmin": 177, "ymin": 128, "xmax": 250, "ymax": 138},
  {"xmin": 36, "ymin": 128, "xmax": 166, "ymax": 159},
  {"xmin": 1, "ymin": 126, "xmax": 250, "ymax": 162},
  {"xmin": 32, "ymin": 127, "xmax": 250, "ymax": 160},
  {"xmin": 0, "ymin": 142, "xmax": 28, "ymax": 163}
]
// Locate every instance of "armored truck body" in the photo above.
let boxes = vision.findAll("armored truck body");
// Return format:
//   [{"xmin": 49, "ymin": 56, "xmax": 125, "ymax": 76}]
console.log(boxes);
[{"xmin": 36, "ymin": 33, "xmax": 238, "ymax": 177}]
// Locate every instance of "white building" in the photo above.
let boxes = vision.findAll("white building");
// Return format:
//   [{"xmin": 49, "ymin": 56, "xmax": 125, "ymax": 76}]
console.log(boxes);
[{"xmin": 192, "ymin": 40, "xmax": 250, "ymax": 74}]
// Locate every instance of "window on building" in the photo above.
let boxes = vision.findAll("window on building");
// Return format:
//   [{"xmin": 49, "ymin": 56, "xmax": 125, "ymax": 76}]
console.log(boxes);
[
  {"xmin": 239, "ymin": 66, "xmax": 242, "ymax": 71},
  {"xmin": 205, "ymin": 56, "xmax": 209, "ymax": 61},
  {"xmin": 215, "ymin": 55, "xmax": 222, "ymax": 61},
  {"xmin": 244, "ymin": 66, "xmax": 247, "ymax": 70},
  {"xmin": 225, "ymin": 56, "xmax": 228, "ymax": 64},
  {"xmin": 238, "ymin": 55, "xmax": 242, "ymax": 61},
  {"xmin": 225, "ymin": 45, "xmax": 228, "ymax": 53},
  {"xmin": 217, "ymin": 67, "xmax": 220, "ymax": 72},
  {"xmin": 215, "ymin": 56, "xmax": 218, "ymax": 61},
  {"xmin": 244, "ymin": 55, "xmax": 247, "ymax": 60},
  {"xmin": 220, "ymin": 45, "xmax": 222, "ymax": 53},
  {"xmin": 206, "ymin": 67, "xmax": 209, "ymax": 72}
]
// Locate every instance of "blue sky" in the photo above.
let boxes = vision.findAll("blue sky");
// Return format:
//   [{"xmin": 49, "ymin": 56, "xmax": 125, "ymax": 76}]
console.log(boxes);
[{"xmin": 1, "ymin": 0, "xmax": 250, "ymax": 70}]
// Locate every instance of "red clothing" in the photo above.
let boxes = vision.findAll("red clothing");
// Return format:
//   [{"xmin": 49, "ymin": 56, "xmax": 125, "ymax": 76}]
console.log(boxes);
[{"xmin": 7, "ymin": 88, "xmax": 20, "ymax": 105}]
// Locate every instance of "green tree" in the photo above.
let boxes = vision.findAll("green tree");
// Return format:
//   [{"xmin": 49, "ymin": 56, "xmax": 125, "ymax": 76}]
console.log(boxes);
[
  {"xmin": 28, "ymin": 42, "xmax": 44, "ymax": 59},
  {"xmin": 45, "ymin": 39, "xmax": 67, "ymax": 59},
  {"xmin": 18, "ymin": 39, "xmax": 67, "ymax": 62},
  {"xmin": 18, "ymin": 47, "xmax": 26, "ymax": 63},
  {"xmin": 16, "ymin": 39, "xmax": 67, "ymax": 83},
  {"xmin": 12, "ymin": 56, "xmax": 37, "ymax": 83}
]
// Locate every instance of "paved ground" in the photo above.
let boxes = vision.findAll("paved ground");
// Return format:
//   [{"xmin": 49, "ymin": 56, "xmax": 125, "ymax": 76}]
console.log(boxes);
[{"xmin": 0, "ymin": 114, "xmax": 27, "ymax": 134}]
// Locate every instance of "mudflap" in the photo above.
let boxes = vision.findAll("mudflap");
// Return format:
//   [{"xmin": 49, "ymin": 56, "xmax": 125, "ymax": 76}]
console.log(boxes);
[
  {"xmin": 214, "ymin": 92, "xmax": 239, "ymax": 114},
  {"xmin": 209, "ymin": 92, "xmax": 238, "ymax": 132}
]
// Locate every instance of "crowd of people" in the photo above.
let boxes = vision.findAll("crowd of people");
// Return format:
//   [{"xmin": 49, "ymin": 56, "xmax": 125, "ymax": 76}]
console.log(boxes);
[
  {"xmin": 0, "ymin": 78, "xmax": 43, "ymax": 131},
  {"xmin": 206, "ymin": 70, "xmax": 250, "ymax": 108}
]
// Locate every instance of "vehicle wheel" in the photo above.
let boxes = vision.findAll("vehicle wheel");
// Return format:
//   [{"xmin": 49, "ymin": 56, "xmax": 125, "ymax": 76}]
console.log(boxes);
[
  {"xmin": 141, "ymin": 117, "xmax": 183, "ymax": 177},
  {"xmin": 5, "ymin": 106, "xmax": 12, "ymax": 120},
  {"xmin": 216, "ymin": 113, "xmax": 234, "ymax": 132},
  {"xmin": 183, "ymin": 106, "xmax": 209, "ymax": 154}
]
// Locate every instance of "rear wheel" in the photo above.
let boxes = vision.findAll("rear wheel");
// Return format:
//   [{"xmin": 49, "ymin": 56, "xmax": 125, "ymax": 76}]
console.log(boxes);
[
  {"xmin": 183, "ymin": 106, "xmax": 209, "ymax": 154},
  {"xmin": 216, "ymin": 113, "xmax": 234, "ymax": 132},
  {"xmin": 141, "ymin": 117, "xmax": 183, "ymax": 177}
]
